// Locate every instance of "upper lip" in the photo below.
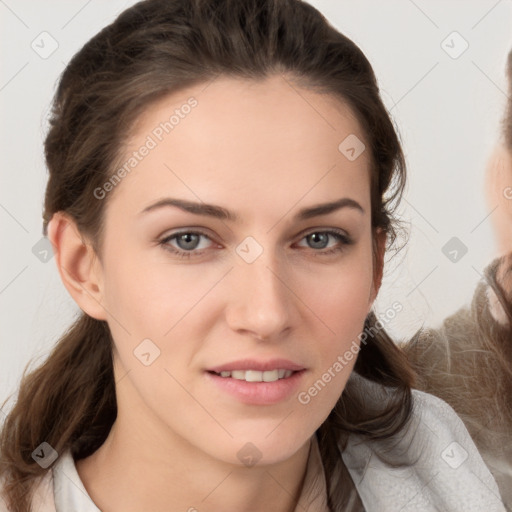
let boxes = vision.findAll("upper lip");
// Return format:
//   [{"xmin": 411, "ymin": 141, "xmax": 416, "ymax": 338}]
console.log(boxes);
[{"xmin": 207, "ymin": 358, "xmax": 306, "ymax": 373}]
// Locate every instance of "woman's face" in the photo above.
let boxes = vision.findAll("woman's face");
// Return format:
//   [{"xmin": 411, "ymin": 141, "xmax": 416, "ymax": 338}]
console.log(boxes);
[{"xmin": 92, "ymin": 75, "xmax": 382, "ymax": 465}]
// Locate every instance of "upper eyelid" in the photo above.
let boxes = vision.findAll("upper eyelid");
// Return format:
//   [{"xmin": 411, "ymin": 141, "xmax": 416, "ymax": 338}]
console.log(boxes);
[{"xmin": 161, "ymin": 229, "xmax": 214, "ymax": 242}]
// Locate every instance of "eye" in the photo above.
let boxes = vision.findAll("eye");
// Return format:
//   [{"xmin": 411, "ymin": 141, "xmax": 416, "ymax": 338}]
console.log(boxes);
[
  {"xmin": 159, "ymin": 230, "xmax": 215, "ymax": 259},
  {"xmin": 296, "ymin": 229, "xmax": 353, "ymax": 255}
]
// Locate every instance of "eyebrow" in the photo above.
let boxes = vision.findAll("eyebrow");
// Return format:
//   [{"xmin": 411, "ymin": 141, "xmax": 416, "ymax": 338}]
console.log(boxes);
[{"xmin": 139, "ymin": 197, "xmax": 365, "ymax": 221}]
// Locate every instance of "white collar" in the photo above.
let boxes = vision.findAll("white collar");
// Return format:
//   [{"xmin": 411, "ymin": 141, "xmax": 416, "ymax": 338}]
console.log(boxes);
[{"xmin": 53, "ymin": 450, "xmax": 100, "ymax": 512}]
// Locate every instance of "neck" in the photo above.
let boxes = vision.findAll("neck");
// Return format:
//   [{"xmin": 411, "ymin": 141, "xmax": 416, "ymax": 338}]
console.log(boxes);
[{"xmin": 75, "ymin": 371, "xmax": 313, "ymax": 512}]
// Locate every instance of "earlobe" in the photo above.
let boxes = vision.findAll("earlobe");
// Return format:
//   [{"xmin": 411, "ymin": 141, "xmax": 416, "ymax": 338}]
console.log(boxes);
[{"xmin": 47, "ymin": 212, "xmax": 108, "ymax": 321}]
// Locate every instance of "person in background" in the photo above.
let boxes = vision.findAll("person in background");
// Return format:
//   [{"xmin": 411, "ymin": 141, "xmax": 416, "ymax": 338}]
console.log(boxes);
[{"xmin": 401, "ymin": 49, "xmax": 512, "ymax": 511}]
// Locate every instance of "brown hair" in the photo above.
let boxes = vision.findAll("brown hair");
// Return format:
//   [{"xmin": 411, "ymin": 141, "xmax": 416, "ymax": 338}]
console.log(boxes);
[{"xmin": 0, "ymin": 1, "xmax": 417, "ymax": 510}]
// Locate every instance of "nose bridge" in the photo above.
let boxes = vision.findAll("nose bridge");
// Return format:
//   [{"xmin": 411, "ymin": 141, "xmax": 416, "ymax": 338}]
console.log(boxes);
[{"xmin": 227, "ymin": 239, "xmax": 292, "ymax": 339}]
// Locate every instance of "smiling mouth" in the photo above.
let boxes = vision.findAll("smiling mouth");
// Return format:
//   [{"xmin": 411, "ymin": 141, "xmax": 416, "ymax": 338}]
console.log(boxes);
[{"xmin": 207, "ymin": 369, "xmax": 298, "ymax": 382}]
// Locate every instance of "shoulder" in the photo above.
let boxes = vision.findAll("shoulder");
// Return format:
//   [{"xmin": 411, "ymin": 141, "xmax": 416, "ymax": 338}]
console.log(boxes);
[
  {"xmin": 341, "ymin": 389, "xmax": 507, "ymax": 512},
  {"xmin": 1, "ymin": 448, "xmax": 99, "ymax": 512},
  {"xmin": 409, "ymin": 388, "xmax": 471, "ymax": 438}
]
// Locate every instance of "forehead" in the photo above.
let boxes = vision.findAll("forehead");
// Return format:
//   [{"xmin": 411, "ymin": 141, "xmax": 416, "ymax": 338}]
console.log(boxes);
[{"xmin": 107, "ymin": 75, "xmax": 371, "ymax": 223}]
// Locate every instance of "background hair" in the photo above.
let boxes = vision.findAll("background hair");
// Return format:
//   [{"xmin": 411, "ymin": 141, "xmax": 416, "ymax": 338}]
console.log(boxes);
[
  {"xmin": 401, "ymin": 252, "xmax": 512, "ymax": 508},
  {"xmin": 0, "ymin": 1, "xmax": 416, "ymax": 510}
]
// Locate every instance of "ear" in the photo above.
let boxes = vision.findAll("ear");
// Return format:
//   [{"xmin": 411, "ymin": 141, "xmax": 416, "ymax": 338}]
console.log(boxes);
[
  {"xmin": 47, "ymin": 211, "xmax": 108, "ymax": 321},
  {"xmin": 369, "ymin": 228, "xmax": 387, "ymax": 306}
]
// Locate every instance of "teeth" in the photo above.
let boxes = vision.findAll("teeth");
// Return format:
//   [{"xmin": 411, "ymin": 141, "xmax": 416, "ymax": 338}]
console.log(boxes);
[
  {"xmin": 262, "ymin": 369, "xmax": 279, "ymax": 382},
  {"xmin": 216, "ymin": 369, "xmax": 295, "ymax": 381}
]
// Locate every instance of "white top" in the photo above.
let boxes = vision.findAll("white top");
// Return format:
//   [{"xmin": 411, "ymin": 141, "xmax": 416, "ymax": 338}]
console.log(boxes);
[{"xmin": 0, "ymin": 389, "xmax": 507, "ymax": 511}]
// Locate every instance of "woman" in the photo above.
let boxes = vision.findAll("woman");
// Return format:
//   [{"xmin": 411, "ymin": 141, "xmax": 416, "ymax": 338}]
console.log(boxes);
[{"xmin": 0, "ymin": 0, "xmax": 506, "ymax": 511}]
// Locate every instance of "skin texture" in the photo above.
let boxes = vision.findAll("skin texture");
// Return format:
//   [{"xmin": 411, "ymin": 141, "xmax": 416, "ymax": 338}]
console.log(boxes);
[
  {"xmin": 485, "ymin": 144, "xmax": 512, "ymax": 254},
  {"xmin": 47, "ymin": 75, "xmax": 385, "ymax": 512}
]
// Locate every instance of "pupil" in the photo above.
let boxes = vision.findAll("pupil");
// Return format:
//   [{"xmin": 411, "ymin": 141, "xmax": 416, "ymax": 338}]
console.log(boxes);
[
  {"xmin": 178, "ymin": 233, "xmax": 199, "ymax": 250},
  {"xmin": 309, "ymin": 233, "xmax": 328, "ymax": 249}
]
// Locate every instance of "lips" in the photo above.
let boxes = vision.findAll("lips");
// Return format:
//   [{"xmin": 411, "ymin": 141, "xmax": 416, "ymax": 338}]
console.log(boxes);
[{"xmin": 205, "ymin": 366, "xmax": 307, "ymax": 405}]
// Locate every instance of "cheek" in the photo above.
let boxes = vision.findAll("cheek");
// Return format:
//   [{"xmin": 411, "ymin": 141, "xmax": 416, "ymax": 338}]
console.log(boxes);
[
  {"xmin": 308, "ymin": 276, "xmax": 370, "ymax": 365},
  {"xmin": 99, "ymin": 245, "xmax": 226, "ymax": 383},
  {"xmin": 101, "ymin": 245, "xmax": 214, "ymax": 335},
  {"xmin": 296, "ymin": 249, "xmax": 373, "ymax": 395},
  {"xmin": 308, "ymin": 269, "xmax": 371, "ymax": 323},
  {"xmin": 299, "ymin": 246, "xmax": 374, "ymax": 335}
]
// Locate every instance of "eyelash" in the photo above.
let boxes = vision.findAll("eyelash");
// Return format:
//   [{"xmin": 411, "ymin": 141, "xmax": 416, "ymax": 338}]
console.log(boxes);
[{"xmin": 158, "ymin": 229, "xmax": 353, "ymax": 259}]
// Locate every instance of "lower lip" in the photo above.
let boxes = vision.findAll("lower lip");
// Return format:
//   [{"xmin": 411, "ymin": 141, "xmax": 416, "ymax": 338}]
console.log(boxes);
[{"xmin": 205, "ymin": 370, "xmax": 307, "ymax": 405}]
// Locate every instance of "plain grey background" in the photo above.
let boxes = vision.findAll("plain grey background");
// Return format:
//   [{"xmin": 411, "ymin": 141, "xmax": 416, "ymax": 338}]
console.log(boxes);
[{"xmin": 1, "ymin": 0, "xmax": 511, "ymax": 414}]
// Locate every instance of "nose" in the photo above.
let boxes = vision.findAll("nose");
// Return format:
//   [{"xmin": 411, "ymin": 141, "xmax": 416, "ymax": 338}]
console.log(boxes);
[{"xmin": 225, "ymin": 250, "xmax": 293, "ymax": 341}]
